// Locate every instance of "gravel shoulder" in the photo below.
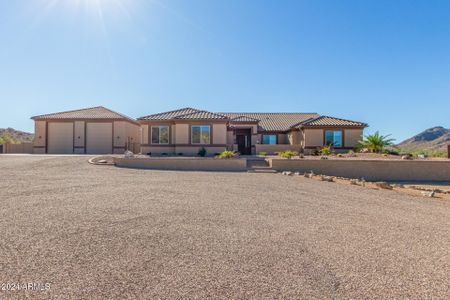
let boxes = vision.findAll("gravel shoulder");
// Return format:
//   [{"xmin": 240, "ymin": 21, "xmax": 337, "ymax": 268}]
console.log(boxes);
[{"xmin": 0, "ymin": 156, "xmax": 449, "ymax": 299}]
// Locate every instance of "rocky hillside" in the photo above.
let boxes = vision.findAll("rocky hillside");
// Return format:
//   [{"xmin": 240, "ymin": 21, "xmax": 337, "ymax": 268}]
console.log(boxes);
[
  {"xmin": 0, "ymin": 128, "xmax": 34, "ymax": 143},
  {"xmin": 398, "ymin": 126, "xmax": 450, "ymax": 151}
]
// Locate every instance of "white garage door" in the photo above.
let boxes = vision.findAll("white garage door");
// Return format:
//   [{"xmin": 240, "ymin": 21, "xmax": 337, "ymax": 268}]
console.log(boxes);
[
  {"xmin": 86, "ymin": 123, "xmax": 113, "ymax": 154},
  {"xmin": 48, "ymin": 122, "xmax": 74, "ymax": 154}
]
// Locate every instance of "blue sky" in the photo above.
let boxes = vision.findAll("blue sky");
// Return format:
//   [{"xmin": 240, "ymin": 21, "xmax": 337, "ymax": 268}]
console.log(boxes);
[{"xmin": 1, "ymin": 0, "xmax": 449, "ymax": 141}]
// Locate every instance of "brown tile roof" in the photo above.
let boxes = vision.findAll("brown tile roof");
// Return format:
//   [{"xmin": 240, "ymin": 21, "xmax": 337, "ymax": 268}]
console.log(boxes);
[
  {"xmin": 296, "ymin": 116, "xmax": 367, "ymax": 128},
  {"xmin": 220, "ymin": 113, "xmax": 319, "ymax": 131},
  {"xmin": 229, "ymin": 116, "xmax": 260, "ymax": 123},
  {"xmin": 137, "ymin": 107, "xmax": 200, "ymax": 120},
  {"xmin": 31, "ymin": 106, "xmax": 138, "ymax": 124},
  {"xmin": 174, "ymin": 111, "xmax": 228, "ymax": 120},
  {"xmin": 138, "ymin": 109, "xmax": 367, "ymax": 131}
]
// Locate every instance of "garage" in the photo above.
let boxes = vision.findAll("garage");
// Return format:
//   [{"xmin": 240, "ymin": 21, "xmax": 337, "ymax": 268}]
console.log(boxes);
[
  {"xmin": 86, "ymin": 122, "xmax": 113, "ymax": 154},
  {"xmin": 31, "ymin": 106, "xmax": 140, "ymax": 154},
  {"xmin": 47, "ymin": 122, "xmax": 74, "ymax": 154}
]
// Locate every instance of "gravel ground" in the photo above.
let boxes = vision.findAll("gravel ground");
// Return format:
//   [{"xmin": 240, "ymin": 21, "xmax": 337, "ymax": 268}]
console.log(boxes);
[{"xmin": 0, "ymin": 156, "xmax": 449, "ymax": 299}]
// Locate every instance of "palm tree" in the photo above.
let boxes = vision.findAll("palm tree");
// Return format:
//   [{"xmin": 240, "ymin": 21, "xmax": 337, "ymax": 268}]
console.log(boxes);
[{"xmin": 358, "ymin": 132, "xmax": 395, "ymax": 153}]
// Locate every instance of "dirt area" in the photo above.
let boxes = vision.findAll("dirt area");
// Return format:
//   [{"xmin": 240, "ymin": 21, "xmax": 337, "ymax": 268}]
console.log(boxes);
[{"xmin": 0, "ymin": 156, "xmax": 449, "ymax": 299}]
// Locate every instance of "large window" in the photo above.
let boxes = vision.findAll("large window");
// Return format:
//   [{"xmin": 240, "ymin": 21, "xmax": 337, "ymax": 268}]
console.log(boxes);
[
  {"xmin": 325, "ymin": 130, "xmax": 343, "ymax": 147},
  {"xmin": 263, "ymin": 134, "xmax": 277, "ymax": 145},
  {"xmin": 151, "ymin": 126, "xmax": 169, "ymax": 144},
  {"xmin": 191, "ymin": 125, "xmax": 211, "ymax": 144}
]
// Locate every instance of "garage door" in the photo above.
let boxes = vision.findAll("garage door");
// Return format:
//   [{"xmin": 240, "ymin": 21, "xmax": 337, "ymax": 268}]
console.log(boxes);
[
  {"xmin": 48, "ymin": 122, "xmax": 74, "ymax": 154},
  {"xmin": 86, "ymin": 123, "xmax": 113, "ymax": 154}
]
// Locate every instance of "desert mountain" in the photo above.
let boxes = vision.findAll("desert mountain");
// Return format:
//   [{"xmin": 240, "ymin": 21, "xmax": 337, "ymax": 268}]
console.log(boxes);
[
  {"xmin": 397, "ymin": 126, "xmax": 450, "ymax": 151},
  {"xmin": 0, "ymin": 128, "xmax": 34, "ymax": 143}
]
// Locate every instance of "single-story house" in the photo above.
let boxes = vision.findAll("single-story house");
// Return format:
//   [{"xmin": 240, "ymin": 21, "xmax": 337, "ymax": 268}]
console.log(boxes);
[
  {"xmin": 138, "ymin": 107, "xmax": 367, "ymax": 155},
  {"xmin": 31, "ymin": 106, "xmax": 367, "ymax": 155},
  {"xmin": 31, "ymin": 106, "xmax": 140, "ymax": 154}
]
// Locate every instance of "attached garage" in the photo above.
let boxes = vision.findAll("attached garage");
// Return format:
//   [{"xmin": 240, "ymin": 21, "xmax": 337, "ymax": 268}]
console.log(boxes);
[
  {"xmin": 47, "ymin": 122, "xmax": 74, "ymax": 154},
  {"xmin": 31, "ymin": 106, "xmax": 140, "ymax": 154}
]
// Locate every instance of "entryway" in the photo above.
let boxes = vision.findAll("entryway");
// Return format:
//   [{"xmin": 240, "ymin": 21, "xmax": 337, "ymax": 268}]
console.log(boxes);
[{"xmin": 236, "ymin": 128, "xmax": 252, "ymax": 155}]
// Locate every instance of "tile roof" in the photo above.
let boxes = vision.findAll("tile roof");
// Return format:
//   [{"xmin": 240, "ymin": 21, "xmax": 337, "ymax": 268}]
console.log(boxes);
[
  {"xmin": 137, "ymin": 107, "xmax": 200, "ymax": 120},
  {"xmin": 173, "ymin": 111, "xmax": 229, "ymax": 120},
  {"xmin": 296, "ymin": 116, "xmax": 367, "ymax": 128},
  {"xmin": 220, "ymin": 113, "xmax": 319, "ymax": 132},
  {"xmin": 138, "ymin": 108, "xmax": 367, "ymax": 131},
  {"xmin": 31, "ymin": 106, "xmax": 138, "ymax": 124},
  {"xmin": 229, "ymin": 115, "xmax": 260, "ymax": 123}
]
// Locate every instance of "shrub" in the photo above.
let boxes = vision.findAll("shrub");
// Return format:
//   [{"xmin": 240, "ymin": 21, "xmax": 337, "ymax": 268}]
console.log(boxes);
[
  {"xmin": 279, "ymin": 150, "xmax": 298, "ymax": 159},
  {"xmin": 198, "ymin": 147, "xmax": 207, "ymax": 157},
  {"xmin": 178, "ymin": 153, "xmax": 183, "ymax": 156},
  {"xmin": 259, "ymin": 152, "xmax": 268, "ymax": 157},
  {"xmin": 217, "ymin": 150, "xmax": 236, "ymax": 159},
  {"xmin": 358, "ymin": 131, "xmax": 395, "ymax": 153},
  {"xmin": 320, "ymin": 146, "xmax": 332, "ymax": 156}
]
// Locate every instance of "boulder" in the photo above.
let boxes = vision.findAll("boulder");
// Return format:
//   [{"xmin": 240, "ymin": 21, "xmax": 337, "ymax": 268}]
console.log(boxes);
[
  {"xmin": 375, "ymin": 182, "xmax": 393, "ymax": 190},
  {"xmin": 320, "ymin": 175, "xmax": 334, "ymax": 182},
  {"xmin": 421, "ymin": 190, "xmax": 436, "ymax": 198},
  {"xmin": 124, "ymin": 150, "xmax": 134, "ymax": 158}
]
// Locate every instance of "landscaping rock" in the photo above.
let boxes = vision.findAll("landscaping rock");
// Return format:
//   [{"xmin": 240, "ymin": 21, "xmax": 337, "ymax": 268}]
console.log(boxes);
[
  {"xmin": 282, "ymin": 171, "xmax": 293, "ymax": 176},
  {"xmin": 320, "ymin": 175, "xmax": 334, "ymax": 182},
  {"xmin": 320, "ymin": 156, "xmax": 328, "ymax": 160},
  {"xmin": 97, "ymin": 159, "xmax": 107, "ymax": 164},
  {"xmin": 350, "ymin": 179, "xmax": 359, "ymax": 185},
  {"xmin": 392, "ymin": 184, "xmax": 405, "ymax": 188},
  {"xmin": 375, "ymin": 182, "xmax": 393, "ymax": 190},
  {"xmin": 401, "ymin": 155, "xmax": 412, "ymax": 160},
  {"xmin": 294, "ymin": 172, "xmax": 301, "ymax": 176},
  {"xmin": 421, "ymin": 190, "xmax": 436, "ymax": 198},
  {"xmin": 304, "ymin": 171, "xmax": 314, "ymax": 178},
  {"xmin": 124, "ymin": 150, "xmax": 134, "ymax": 158}
]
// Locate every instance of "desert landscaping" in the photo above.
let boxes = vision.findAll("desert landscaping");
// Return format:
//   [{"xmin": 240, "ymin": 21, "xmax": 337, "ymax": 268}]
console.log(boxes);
[{"xmin": 0, "ymin": 155, "xmax": 449, "ymax": 299}]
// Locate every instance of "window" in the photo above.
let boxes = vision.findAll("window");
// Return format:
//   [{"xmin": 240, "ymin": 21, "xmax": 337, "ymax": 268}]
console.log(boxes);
[
  {"xmin": 263, "ymin": 135, "xmax": 277, "ymax": 145},
  {"xmin": 325, "ymin": 130, "xmax": 343, "ymax": 147},
  {"xmin": 191, "ymin": 125, "xmax": 211, "ymax": 144},
  {"xmin": 151, "ymin": 126, "xmax": 169, "ymax": 144}
]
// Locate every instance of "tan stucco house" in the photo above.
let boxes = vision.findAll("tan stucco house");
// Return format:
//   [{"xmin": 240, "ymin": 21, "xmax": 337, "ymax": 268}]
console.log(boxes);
[
  {"xmin": 31, "ymin": 106, "xmax": 367, "ymax": 155},
  {"xmin": 31, "ymin": 106, "xmax": 140, "ymax": 154},
  {"xmin": 138, "ymin": 107, "xmax": 367, "ymax": 155}
]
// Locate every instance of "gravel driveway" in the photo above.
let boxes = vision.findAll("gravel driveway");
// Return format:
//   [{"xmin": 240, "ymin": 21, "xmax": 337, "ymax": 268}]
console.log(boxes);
[{"xmin": 0, "ymin": 156, "xmax": 449, "ymax": 299}]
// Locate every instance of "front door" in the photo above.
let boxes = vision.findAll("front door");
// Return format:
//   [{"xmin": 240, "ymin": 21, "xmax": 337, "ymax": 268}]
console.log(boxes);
[{"xmin": 236, "ymin": 129, "xmax": 252, "ymax": 155}]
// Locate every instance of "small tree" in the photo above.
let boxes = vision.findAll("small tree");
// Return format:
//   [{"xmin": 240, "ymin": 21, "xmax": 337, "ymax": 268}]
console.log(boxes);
[{"xmin": 358, "ymin": 132, "xmax": 395, "ymax": 153}]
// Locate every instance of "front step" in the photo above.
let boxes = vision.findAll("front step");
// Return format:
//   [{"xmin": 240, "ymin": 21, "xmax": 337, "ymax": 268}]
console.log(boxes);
[{"xmin": 247, "ymin": 168, "xmax": 278, "ymax": 173}]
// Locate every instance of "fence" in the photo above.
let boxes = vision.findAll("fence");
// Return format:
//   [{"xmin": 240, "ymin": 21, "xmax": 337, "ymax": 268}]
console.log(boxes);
[{"xmin": 3, "ymin": 143, "xmax": 33, "ymax": 154}]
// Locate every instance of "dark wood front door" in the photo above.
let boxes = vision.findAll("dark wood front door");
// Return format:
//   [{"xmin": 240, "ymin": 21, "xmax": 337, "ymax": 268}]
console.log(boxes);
[{"xmin": 236, "ymin": 129, "xmax": 252, "ymax": 155}]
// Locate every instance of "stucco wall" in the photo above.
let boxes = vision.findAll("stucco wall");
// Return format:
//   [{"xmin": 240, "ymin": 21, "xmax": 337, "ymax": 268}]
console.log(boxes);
[
  {"xmin": 175, "ymin": 146, "xmax": 226, "ymax": 156},
  {"xmin": 304, "ymin": 129, "xmax": 323, "ymax": 147},
  {"xmin": 141, "ymin": 146, "xmax": 176, "ymax": 155},
  {"xmin": 175, "ymin": 124, "xmax": 189, "ymax": 144},
  {"xmin": 34, "ymin": 121, "xmax": 46, "ymax": 147},
  {"xmin": 114, "ymin": 121, "xmax": 126, "ymax": 147},
  {"xmin": 141, "ymin": 125, "xmax": 149, "ymax": 144},
  {"xmin": 114, "ymin": 157, "xmax": 247, "ymax": 171},
  {"xmin": 74, "ymin": 121, "xmax": 85, "ymax": 148},
  {"xmin": 213, "ymin": 124, "xmax": 227, "ymax": 144},
  {"xmin": 268, "ymin": 159, "xmax": 450, "ymax": 181},
  {"xmin": 345, "ymin": 129, "xmax": 363, "ymax": 148},
  {"xmin": 255, "ymin": 144, "xmax": 302, "ymax": 155}
]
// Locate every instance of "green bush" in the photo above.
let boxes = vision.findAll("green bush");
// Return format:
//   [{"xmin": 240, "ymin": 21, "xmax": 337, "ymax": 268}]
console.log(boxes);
[
  {"xmin": 278, "ymin": 150, "xmax": 298, "ymax": 159},
  {"xmin": 217, "ymin": 150, "xmax": 236, "ymax": 159},
  {"xmin": 320, "ymin": 146, "xmax": 331, "ymax": 156},
  {"xmin": 259, "ymin": 152, "xmax": 268, "ymax": 157},
  {"xmin": 198, "ymin": 147, "xmax": 207, "ymax": 157}
]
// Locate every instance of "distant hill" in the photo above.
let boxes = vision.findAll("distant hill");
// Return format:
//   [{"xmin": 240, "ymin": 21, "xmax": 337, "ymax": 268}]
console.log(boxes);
[
  {"xmin": 397, "ymin": 126, "xmax": 450, "ymax": 151},
  {"xmin": 0, "ymin": 128, "xmax": 34, "ymax": 143}
]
